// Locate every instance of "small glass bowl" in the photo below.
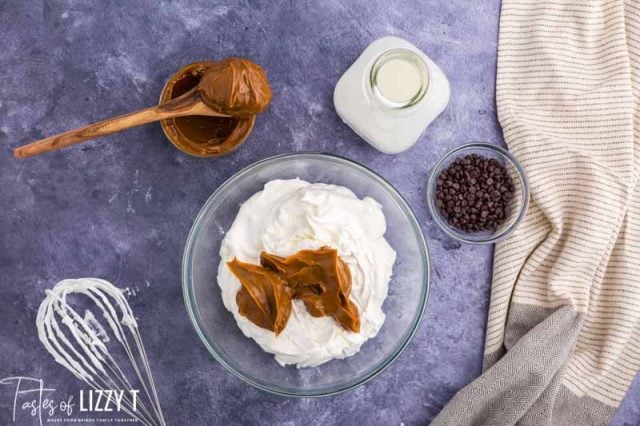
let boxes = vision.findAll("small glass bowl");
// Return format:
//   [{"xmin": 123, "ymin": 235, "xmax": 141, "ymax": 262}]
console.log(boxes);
[{"xmin": 427, "ymin": 143, "xmax": 529, "ymax": 244}]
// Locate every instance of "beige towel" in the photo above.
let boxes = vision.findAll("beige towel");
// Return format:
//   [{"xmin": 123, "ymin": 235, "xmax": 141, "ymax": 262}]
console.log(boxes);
[{"xmin": 432, "ymin": 1, "xmax": 640, "ymax": 424}]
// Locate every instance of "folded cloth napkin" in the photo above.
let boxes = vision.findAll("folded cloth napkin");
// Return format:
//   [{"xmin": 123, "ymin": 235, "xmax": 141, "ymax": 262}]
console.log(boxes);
[{"xmin": 432, "ymin": 1, "xmax": 640, "ymax": 425}]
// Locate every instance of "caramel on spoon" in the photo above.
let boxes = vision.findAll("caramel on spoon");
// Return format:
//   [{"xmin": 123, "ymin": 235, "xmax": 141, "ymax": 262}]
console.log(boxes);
[{"xmin": 14, "ymin": 58, "xmax": 272, "ymax": 159}]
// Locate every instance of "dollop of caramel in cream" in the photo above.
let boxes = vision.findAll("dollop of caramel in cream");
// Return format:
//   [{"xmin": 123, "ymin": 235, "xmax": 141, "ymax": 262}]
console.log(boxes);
[
  {"xmin": 227, "ymin": 247, "xmax": 360, "ymax": 335},
  {"xmin": 227, "ymin": 259, "xmax": 292, "ymax": 336}
]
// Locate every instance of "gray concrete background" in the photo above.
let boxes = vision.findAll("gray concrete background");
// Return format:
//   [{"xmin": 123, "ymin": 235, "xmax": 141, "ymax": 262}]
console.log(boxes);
[{"xmin": 0, "ymin": 1, "xmax": 638, "ymax": 424}]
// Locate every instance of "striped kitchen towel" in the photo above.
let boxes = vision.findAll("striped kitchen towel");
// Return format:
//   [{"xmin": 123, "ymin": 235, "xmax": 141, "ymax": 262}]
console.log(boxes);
[{"xmin": 432, "ymin": 1, "xmax": 640, "ymax": 425}]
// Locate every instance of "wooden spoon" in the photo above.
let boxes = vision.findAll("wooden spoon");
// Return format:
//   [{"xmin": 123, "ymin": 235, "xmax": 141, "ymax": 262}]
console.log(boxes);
[{"xmin": 13, "ymin": 89, "xmax": 230, "ymax": 159}]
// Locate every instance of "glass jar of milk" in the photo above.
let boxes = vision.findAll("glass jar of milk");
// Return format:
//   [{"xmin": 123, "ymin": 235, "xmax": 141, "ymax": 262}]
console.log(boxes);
[{"xmin": 334, "ymin": 37, "xmax": 450, "ymax": 154}]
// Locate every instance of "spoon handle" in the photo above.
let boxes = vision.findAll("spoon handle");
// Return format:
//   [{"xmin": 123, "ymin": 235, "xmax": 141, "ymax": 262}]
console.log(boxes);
[{"xmin": 13, "ymin": 91, "xmax": 225, "ymax": 159}]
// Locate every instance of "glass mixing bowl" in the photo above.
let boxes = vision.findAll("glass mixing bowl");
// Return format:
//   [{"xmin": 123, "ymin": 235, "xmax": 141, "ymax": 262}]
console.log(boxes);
[
  {"xmin": 182, "ymin": 153, "xmax": 429, "ymax": 397},
  {"xmin": 427, "ymin": 143, "xmax": 529, "ymax": 244}
]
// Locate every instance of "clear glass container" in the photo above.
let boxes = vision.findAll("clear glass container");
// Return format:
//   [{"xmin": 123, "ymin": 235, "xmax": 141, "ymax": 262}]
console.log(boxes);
[
  {"xmin": 334, "ymin": 36, "xmax": 450, "ymax": 154},
  {"xmin": 427, "ymin": 143, "xmax": 530, "ymax": 244},
  {"xmin": 183, "ymin": 153, "xmax": 430, "ymax": 397}
]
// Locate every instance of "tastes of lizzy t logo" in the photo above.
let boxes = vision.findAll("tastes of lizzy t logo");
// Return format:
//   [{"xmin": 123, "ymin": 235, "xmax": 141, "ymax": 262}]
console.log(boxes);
[{"xmin": 0, "ymin": 376, "xmax": 139, "ymax": 425}]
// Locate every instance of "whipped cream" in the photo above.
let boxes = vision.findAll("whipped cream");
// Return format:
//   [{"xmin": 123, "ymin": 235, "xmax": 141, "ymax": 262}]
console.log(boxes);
[{"xmin": 218, "ymin": 179, "xmax": 396, "ymax": 368}]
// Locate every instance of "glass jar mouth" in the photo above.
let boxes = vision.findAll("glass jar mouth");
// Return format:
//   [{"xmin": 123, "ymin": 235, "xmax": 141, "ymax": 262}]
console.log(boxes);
[{"xmin": 369, "ymin": 48, "xmax": 430, "ymax": 109}]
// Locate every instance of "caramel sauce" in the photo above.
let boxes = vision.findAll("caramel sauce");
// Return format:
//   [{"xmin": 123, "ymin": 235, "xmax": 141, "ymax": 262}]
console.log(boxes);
[
  {"xmin": 227, "ymin": 258, "xmax": 292, "ymax": 336},
  {"xmin": 227, "ymin": 247, "xmax": 361, "ymax": 335},
  {"xmin": 160, "ymin": 58, "xmax": 272, "ymax": 157},
  {"xmin": 160, "ymin": 62, "xmax": 255, "ymax": 157}
]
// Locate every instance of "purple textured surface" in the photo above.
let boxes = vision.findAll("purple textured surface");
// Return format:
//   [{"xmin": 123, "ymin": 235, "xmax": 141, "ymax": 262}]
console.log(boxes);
[{"xmin": 0, "ymin": 0, "xmax": 638, "ymax": 424}]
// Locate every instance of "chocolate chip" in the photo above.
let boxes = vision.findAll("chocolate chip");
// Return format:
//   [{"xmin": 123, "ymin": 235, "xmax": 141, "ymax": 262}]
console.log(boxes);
[{"xmin": 435, "ymin": 153, "xmax": 515, "ymax": 233}]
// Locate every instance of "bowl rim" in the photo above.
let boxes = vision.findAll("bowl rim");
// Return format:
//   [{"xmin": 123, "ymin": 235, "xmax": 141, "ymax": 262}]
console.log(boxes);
[
  {"xmin": 182, "ymin": 152, "xmax": 430, "ymax": 397},
  {"xmin": 426, "ymin": 142, "xmax": 530, "ymax": 245}
]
